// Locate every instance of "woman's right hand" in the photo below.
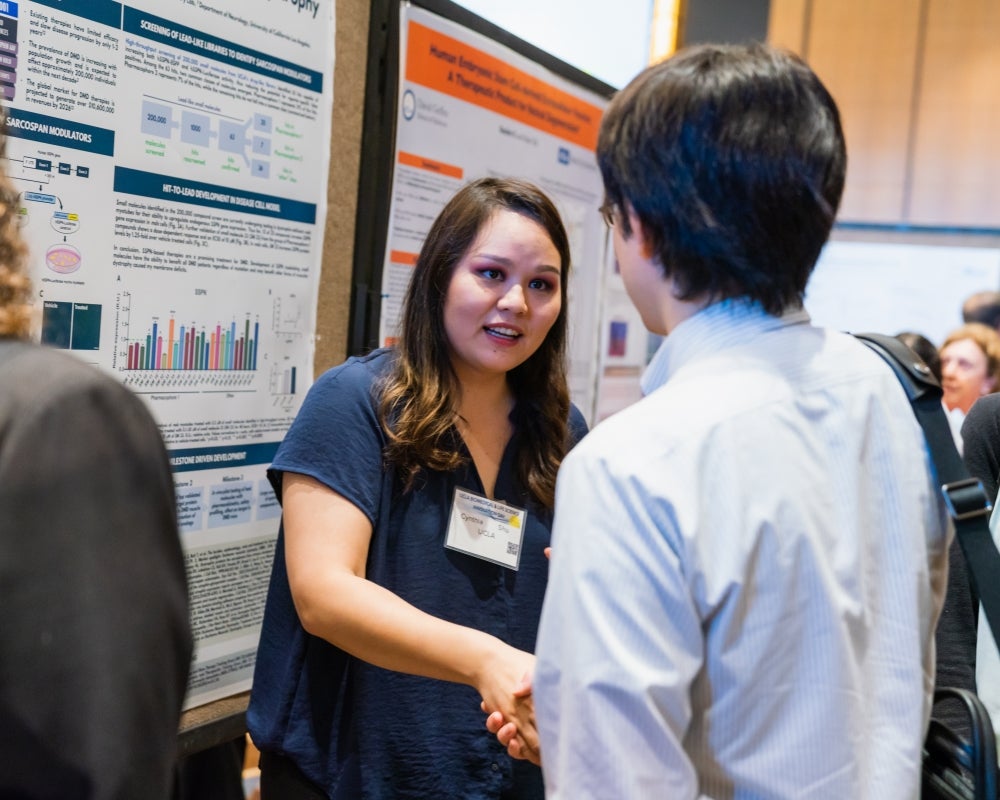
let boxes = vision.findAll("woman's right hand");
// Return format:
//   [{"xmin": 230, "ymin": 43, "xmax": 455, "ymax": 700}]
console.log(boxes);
[
  {"xmin": 484, "ymin": 669, "xmax": 539, "ymax": 764},
  {"xmin": 477, "ymin": 647, "xmax": 541, "ymax": 765}
]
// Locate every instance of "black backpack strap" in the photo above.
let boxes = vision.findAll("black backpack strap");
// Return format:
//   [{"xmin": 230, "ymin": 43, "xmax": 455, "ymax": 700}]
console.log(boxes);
[{"xmin": 855, "ymin": 332, "xmax": 1000, "ymax": 652}]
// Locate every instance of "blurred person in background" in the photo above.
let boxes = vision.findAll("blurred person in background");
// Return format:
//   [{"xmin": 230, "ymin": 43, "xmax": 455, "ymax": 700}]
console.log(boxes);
[
  {"xmin": 939, "ymin": 323, "xmax": 1000, "ymax": 416},
  {"xmin": 962, "ymin": 290, "xmax": 1000, "ymax": 333},
  {"xmin": 938, "ymin": 322, "xmax": 1000, "ymax": 452}
]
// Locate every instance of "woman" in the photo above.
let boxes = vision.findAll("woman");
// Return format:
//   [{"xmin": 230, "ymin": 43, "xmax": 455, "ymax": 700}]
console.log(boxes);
[
  {"xmin": 934, "ymin": 322, "xmax": 1000, "ymax": 736},
  {"xmin": 939, "ymin": 322, "xmax": 1000, "ymax": 415},
  {"xmin": 247, "ymin": 177, "xmax": 588, "ymax": 799}
]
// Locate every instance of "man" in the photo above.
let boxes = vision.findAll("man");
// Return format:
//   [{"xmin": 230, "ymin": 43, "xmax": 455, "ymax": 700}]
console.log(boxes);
[
  {"xmin": 962, "ymin": 290, "xmax": 1000, "ymax": 332},
  {"xmin": 530, "ymin": 44, "xmax": 949, "ymax": 798}
]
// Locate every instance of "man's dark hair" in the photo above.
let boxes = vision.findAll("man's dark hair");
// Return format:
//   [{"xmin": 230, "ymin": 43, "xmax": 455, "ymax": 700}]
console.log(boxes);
[
  {"xmin": 597, "ymin": 42, "xmax": 846, "ymax": 315},
  {"xmin": 962, "ymin": 291, "xmax": 1000, "ymax": 330}
]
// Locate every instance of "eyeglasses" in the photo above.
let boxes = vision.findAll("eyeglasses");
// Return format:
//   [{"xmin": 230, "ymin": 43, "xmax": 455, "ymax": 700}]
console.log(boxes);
[{"xmin": 598, "ymin": 201, "xmax": 617, "ymax": 228}]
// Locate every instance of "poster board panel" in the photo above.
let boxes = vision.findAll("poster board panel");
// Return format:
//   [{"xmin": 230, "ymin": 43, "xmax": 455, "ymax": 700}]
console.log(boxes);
[
  {"xmin": 370, "ymin": 1, "xmax": 613, "ymax": 421},
  {"xmin": 7, "ymin": 0, "xmax": 336, "ymax": 710}
]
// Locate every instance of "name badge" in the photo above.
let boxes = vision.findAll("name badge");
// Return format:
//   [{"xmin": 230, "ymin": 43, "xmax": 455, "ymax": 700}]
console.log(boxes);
[{"xmin": 445, "ymin": 488, "xmax": 527, "ymax": 570}]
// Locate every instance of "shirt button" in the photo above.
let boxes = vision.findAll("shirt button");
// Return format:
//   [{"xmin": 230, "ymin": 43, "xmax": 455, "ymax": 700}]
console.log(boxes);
[{"xmin": 491, "ymin": 763, "xmax": 499, "ymax": 772}]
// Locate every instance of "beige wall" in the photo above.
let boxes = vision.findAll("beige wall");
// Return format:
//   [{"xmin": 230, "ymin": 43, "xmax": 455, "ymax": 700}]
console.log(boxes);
[
  {"xmin": 313, "ymin": 0, "xmax": 371, "ymax": 373},
  {"xmin": 769, "ymin": 0, "xmax": 1000, "ymax": 231}
]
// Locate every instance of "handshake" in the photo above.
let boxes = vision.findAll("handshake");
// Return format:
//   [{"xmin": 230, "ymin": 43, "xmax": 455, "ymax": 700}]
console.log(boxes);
[
  {"xmin": 479, "ymin": 545, "xmax": 551, "ymax": 767},
  {"xmin": 481, "ymin": 668, "xmax": 541, "ymax": 766}
]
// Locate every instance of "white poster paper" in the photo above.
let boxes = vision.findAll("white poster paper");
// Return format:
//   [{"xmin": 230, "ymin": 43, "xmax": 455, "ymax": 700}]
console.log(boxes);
[
  {"xmin": 806, "ymin": 240, "xmax": 1000, "ymax": 347},
  {"xmin": 6, "ymin": 0, "xmax": 335, "ymax": 709},
  {"xmin": 381, "ymin": 4, "xmax": 610, "ymax": 421}
]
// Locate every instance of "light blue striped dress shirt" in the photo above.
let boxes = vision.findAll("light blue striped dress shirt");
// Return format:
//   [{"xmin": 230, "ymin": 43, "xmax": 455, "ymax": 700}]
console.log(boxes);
[{"xmin": 535, "ymin": 299, "xmax": 950, "ymax": 799}]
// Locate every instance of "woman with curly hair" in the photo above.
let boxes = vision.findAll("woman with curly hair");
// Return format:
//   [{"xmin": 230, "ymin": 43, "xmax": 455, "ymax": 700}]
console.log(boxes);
[
  {"xmin": 248, "ymin": 176, "xmax": 587, "ymax": 799},
  {"xmin": 0, "ymin": 166, "xmax": 30, "ymax": 339},
  {"xmin": 939, "ymin": 322, "xmax": 1000, "ymax": 415}
]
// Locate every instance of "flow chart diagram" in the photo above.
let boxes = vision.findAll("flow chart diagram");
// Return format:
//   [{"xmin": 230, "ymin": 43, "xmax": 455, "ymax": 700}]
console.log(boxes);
[
  {"xmin": 4, "ymin": 149, "xmax": 90, "ymax": 278},
  {"xmin": 141, "ymin": 97, "xmax": 275, "ymax": 178}
]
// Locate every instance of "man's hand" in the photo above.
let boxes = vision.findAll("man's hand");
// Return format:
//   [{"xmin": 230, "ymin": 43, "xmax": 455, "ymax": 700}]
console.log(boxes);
[{"xmin": 483, "ymin": 671, "xmax": 540, "ymax": 765}]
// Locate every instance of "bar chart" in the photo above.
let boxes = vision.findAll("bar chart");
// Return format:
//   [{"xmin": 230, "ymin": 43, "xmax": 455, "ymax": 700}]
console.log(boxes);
[
  {"xmin": 125, "ymin": 315, "xmax": 260, "ymax": 372},
  {"xmin": 113, "ymin": 290, "xmax": 308, "ymax": 398}
]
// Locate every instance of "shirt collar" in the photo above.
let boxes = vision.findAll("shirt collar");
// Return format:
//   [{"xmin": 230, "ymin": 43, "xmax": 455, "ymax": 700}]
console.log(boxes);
[{"xmin": 641, "ymin": 299, "xmax": 811, "ymax": 395}]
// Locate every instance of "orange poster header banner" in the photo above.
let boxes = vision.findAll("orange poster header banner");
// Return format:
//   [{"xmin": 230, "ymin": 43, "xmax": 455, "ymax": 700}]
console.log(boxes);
[
  {"xmin": 398, "ymin": 151, "xmax": 464, "ymax": 179},
  {"xmin": 390, "ymin": 249, "xmax": 419, "ymax": 266},
  {"xmin": 405, "ymin": 20, "xmax": 603, "ymax": 152}
]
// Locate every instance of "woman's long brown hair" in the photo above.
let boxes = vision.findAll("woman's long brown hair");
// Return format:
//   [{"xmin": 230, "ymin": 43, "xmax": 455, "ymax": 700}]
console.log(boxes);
[{"xmin": 376, "ymin": 177, "xmax": 572, "ymax": 510}]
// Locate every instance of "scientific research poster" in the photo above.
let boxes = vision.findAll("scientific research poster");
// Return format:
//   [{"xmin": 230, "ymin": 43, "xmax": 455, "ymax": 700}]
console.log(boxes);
[
  {"xmin": 382, "ymin": 4, "xmax": 610, "ymax": 418},
  {"xmin": 5, "ymin": 0, "xmax": 335, "ymax": 709}
]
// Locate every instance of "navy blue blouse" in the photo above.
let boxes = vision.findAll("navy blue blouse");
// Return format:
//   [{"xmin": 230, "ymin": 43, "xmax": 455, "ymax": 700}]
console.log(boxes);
[{"xmin": 248, "ymin": 349, "xmax": 587, "ymax": 799}]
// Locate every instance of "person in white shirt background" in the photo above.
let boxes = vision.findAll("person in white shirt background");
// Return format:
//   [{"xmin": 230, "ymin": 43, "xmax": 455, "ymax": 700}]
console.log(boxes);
[{"xmin": 488, "ymin": 41, "xmax": 950, "ymax": 799}]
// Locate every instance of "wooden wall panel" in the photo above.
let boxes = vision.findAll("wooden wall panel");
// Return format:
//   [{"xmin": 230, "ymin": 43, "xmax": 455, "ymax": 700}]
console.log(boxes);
[
  {"xmin": 766, "ymin": 0, "xmax": 808, "ymax": 53},
  {"xmin": 314, "ymin": 0, "xmax": 371, "ymax": 374},
  {"xmin": 801, "ymin": 0, "xmax": 922, "ymax": 224},
  {"xmin": 908, "ymin": 0, "xmax": 1000, "ymax": 227}
]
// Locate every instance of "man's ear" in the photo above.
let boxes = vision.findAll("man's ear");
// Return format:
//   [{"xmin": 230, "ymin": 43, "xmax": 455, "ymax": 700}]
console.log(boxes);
[{"xmin": 625, "ymin": 206, "xmax": 656, "ymax": 260}]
